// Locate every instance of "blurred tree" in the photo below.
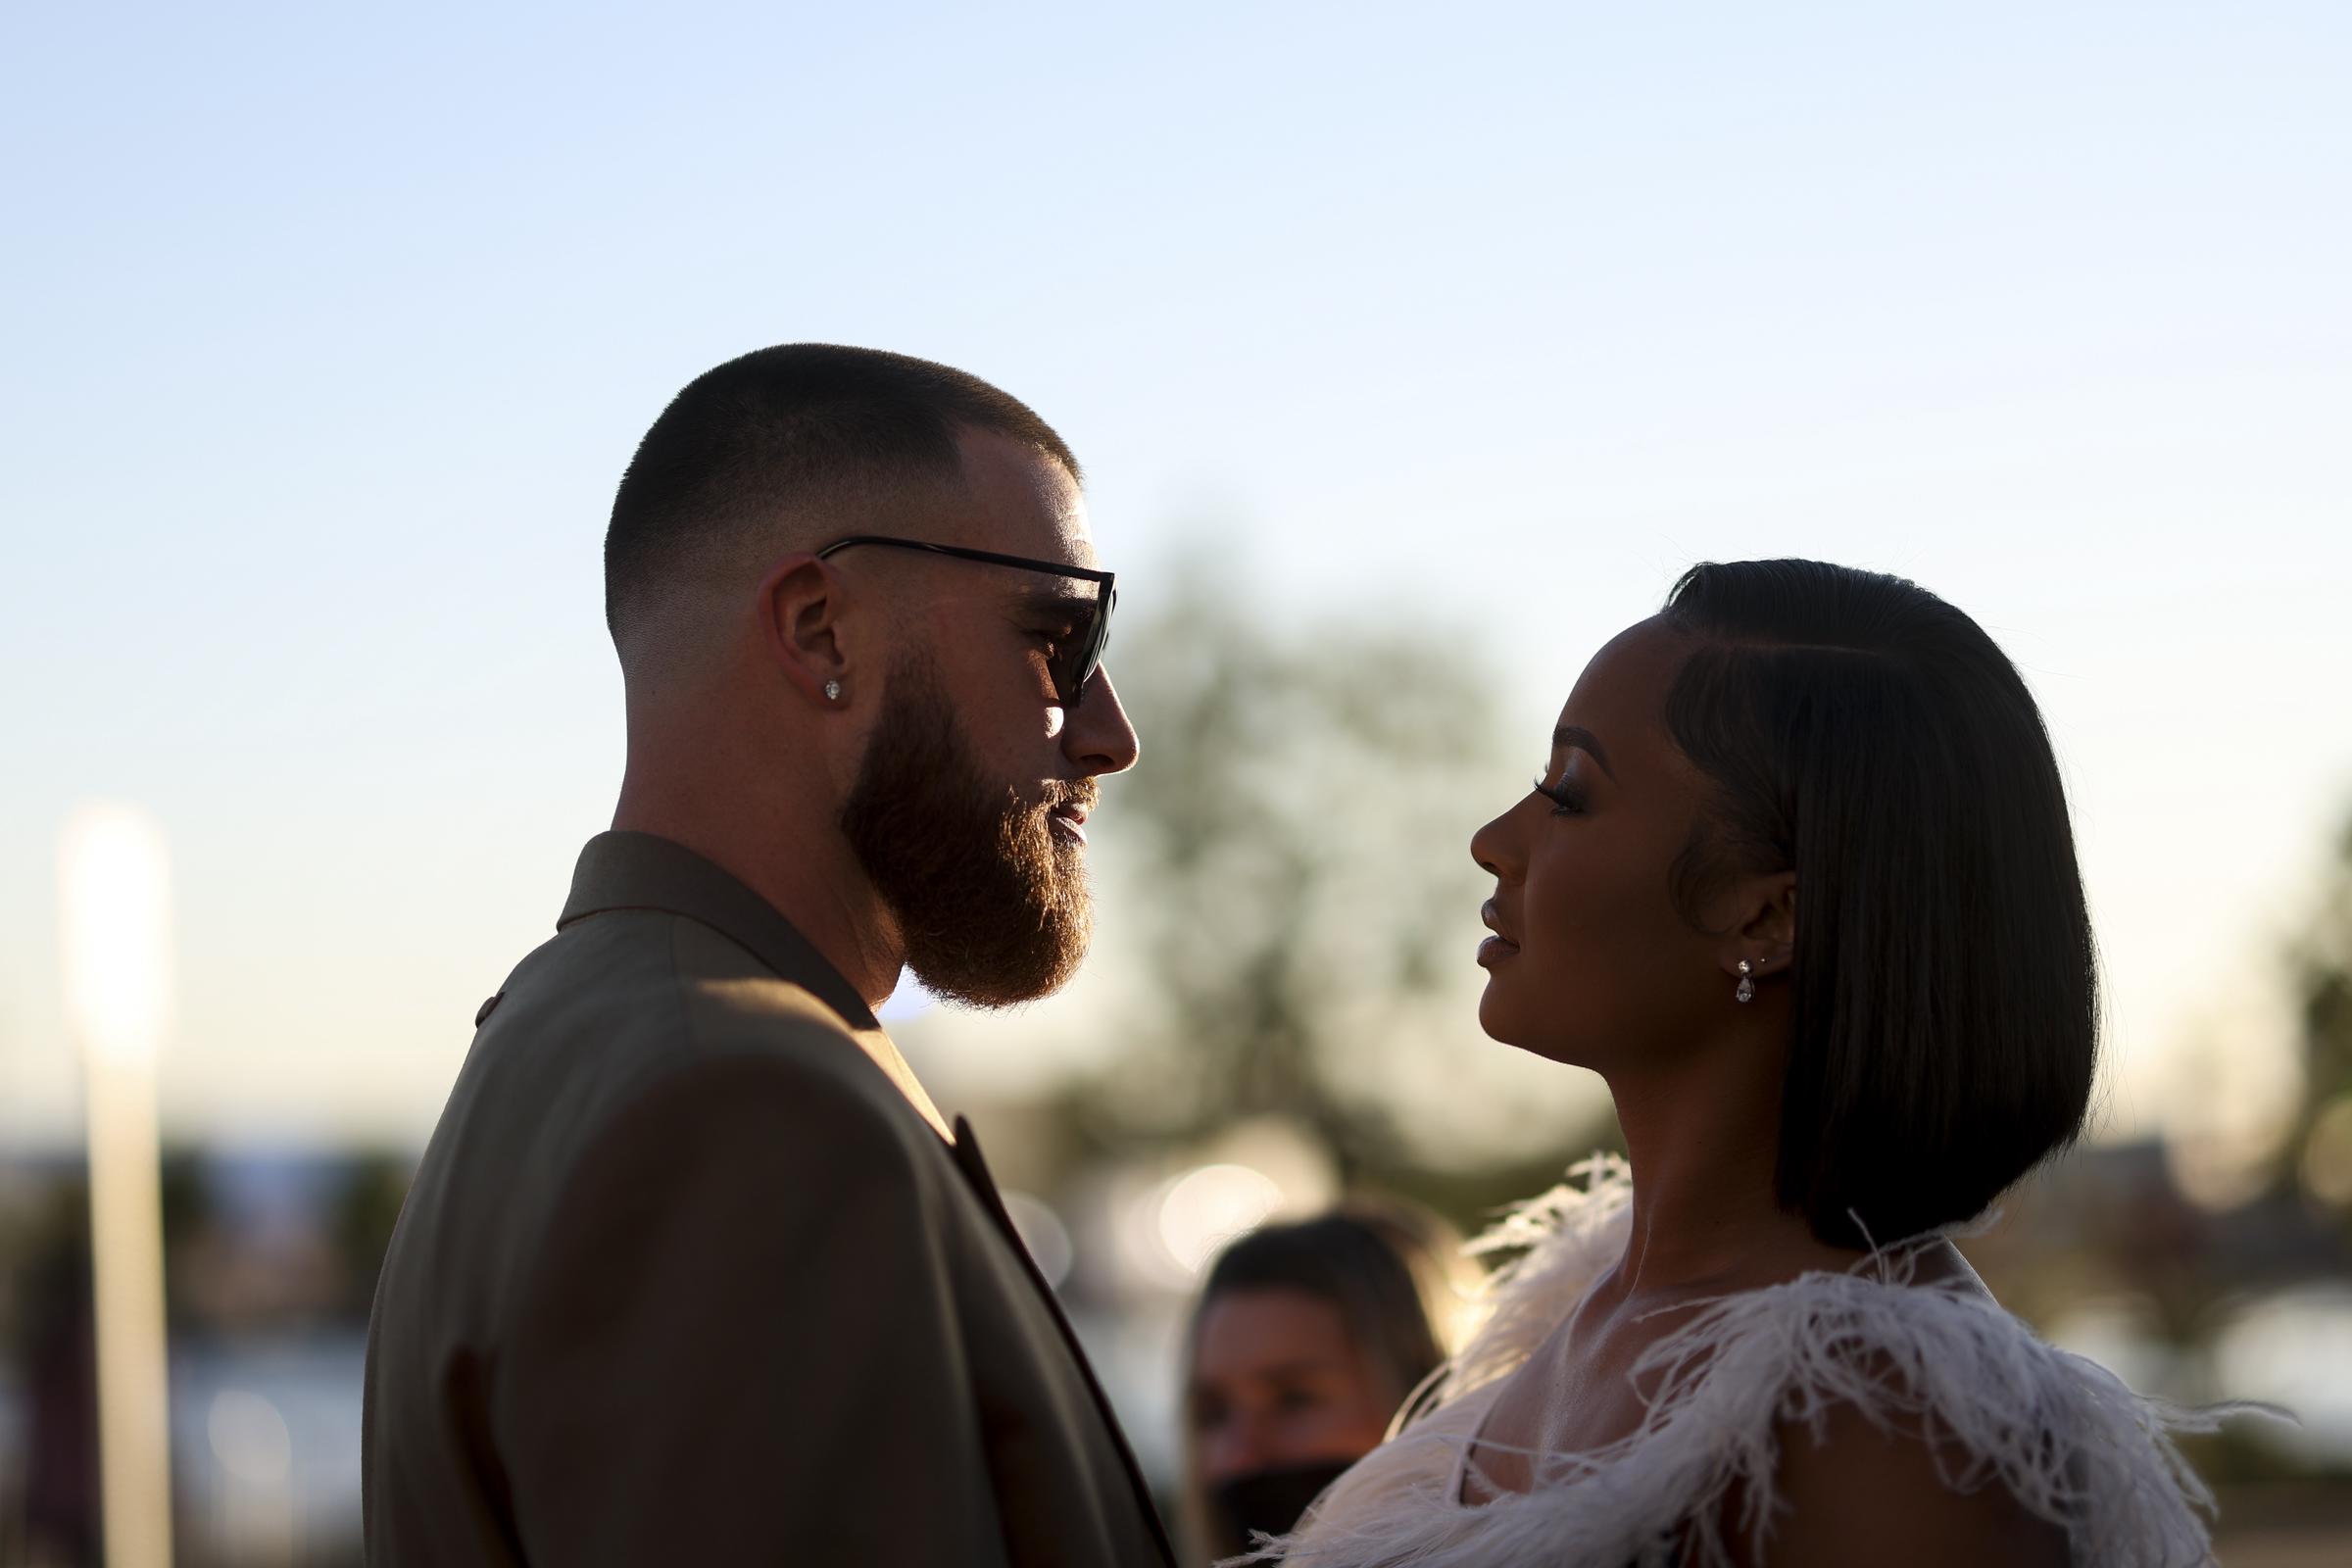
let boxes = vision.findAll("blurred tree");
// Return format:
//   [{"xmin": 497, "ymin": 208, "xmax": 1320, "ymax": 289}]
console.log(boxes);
[
  {"xmin": 331, "ymin": 1152, "xmax": 416, "ymax": 1314},
  {"xmin": 1061, "ymin": 559, "xmax": 1589, "ymax": 1181},
  {"xmin": 158, "ymin": 1150, "xmax": 211, "ymax": 1332},
  {"xmin": 1, "ymin": 1172, "xmax": 100, "ymax": 1567},
  {"xmin": 2281, "ymin": 806, "xmax": 2352, "ymax": 1222}
]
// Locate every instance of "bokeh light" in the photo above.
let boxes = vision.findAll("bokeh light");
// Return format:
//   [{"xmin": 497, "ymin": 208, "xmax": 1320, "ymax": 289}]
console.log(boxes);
[
  {"xmin": 58, "ymin": 804, "xmax": 173, "ymax": 1066},
  {"xmin": 1000, "ymin": 1190, "xmax": 1075, "ymax": 1290},
  {"xmin": 1153, "ymin": 1164, "xmax": 1285, "ymax": 1279},
  {"xmin": 207, "ymin": 1389, "xmax": 292, "ymax": 1486}
]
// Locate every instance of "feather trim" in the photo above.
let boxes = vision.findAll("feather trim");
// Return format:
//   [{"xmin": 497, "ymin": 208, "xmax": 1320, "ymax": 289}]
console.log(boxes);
[{"xmin": 1235, "ymin": 1157, "xmax": 2278, "ymax": 1568}]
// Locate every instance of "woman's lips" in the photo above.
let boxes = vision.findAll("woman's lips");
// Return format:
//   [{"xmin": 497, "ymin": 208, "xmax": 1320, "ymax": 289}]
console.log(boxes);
[{"xmin": 1478, "ymin": 900, "xmax": 1520, "ymax": 966}]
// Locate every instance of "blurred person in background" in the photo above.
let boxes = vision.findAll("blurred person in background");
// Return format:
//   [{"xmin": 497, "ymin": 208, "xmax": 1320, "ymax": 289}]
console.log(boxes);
[
  {"xmin": 365, "ymin": 345, "xmax": 1168, "ymax": 1566},
  {"xmin": 1183, "ymin": 1206, "xmax": 1465, "ymax": 1562},
  {"xmin": 1251, "ymin": 561, "xmax": 2275, "ymax": 1568}
]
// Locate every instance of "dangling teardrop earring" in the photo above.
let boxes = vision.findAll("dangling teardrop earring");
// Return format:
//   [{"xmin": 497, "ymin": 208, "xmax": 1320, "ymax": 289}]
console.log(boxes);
[{"xmin": 1735, "ymin": 959, "xmax": 1755, "ymax": 1004}]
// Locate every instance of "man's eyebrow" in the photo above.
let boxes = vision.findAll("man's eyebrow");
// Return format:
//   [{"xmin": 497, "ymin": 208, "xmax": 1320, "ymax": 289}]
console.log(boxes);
[
  {"xmin": 1554, "ymin": 724, "xmax": 1616, "ymax": 779},
  {"xmin": 1007, "ymin": 586, "xmax": 1091, "ymax": 617}
]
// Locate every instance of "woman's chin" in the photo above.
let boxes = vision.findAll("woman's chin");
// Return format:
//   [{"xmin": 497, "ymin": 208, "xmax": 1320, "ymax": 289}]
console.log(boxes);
[
  {"xmin": 1474, "ymin": 987, "xmax": 1523, "ymax": 1047},
  {"xmin": 1478, "ymin": 990, "xmax": 1603, "ymax": 1068}
]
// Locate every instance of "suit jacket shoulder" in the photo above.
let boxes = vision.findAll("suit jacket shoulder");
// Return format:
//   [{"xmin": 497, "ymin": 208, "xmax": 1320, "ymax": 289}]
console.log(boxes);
[
  {"xmin": 486, "ymin": 906, "xmax": 918, "ymax": 1164},
  {"xmin": 365, "ymin": 837, "xmax": 1172, "ymax": 1567}
]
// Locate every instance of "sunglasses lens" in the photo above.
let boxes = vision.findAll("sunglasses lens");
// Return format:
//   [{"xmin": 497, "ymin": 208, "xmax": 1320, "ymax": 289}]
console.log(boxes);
[{"xmin": 1064, "ymin": 585, "xmax": 1113, "ymax": 708}]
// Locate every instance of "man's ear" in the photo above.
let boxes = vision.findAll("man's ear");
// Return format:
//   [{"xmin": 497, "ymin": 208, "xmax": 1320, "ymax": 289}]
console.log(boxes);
[
  {"xmin": 757, "ymin": 555, "xmax": 853, "ymax": 708},
  {"xmin": 1717, "ymin": 870, "xmax": 1797, "ymax": 983}
]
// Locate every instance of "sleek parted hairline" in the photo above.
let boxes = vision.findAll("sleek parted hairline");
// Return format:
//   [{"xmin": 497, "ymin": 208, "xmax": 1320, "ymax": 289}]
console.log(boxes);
[
  {"xmin": 604, "ymin": 343, "xmax": 1081, "ymax": 654},
  {"xmin": 1660, "ymin": 560, "xmax": 2098, "ymax": 1248}
]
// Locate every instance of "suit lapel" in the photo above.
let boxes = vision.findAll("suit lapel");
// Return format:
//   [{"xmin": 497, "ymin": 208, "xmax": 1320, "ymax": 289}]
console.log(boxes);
[
  {"xmin": 563, "ymin": 836, "xmax": 1173, "ymax": 1560},
  {"xmin": 951, "ymin": 1117, "xmax": 1176, "ymax": 1567}
]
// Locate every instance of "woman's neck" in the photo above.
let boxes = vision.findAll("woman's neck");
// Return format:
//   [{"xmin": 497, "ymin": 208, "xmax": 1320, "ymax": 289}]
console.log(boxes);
[{"xmin": 1602, "ymin": 1052, "xmax": 1854, "ymax": 1298}]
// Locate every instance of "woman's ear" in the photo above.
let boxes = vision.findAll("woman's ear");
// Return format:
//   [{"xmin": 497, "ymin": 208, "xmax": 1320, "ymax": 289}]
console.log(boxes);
[{"xmin": 1719, "ymin": 871, "xmax": 1797, "ymax": 982}]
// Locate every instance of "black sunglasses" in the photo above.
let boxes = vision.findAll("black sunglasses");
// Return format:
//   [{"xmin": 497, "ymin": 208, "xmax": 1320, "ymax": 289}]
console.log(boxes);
[{"xmin": 813, "ymin": 534, "xmax": 1117, "ymax": 710}]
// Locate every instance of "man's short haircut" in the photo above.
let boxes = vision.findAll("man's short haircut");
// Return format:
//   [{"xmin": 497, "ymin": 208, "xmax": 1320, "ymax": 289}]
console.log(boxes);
[
  {"xmin": 1660, "ymin": 560, "xmax": 2099, "ymax": 1248},
  {"xmin": 604, "ymin": 343, "xmax": 1080, "ymax": 653}
]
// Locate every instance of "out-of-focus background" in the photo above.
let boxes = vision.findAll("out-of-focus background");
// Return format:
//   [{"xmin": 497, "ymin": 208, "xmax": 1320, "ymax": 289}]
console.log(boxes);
[{"xmin": 6, "ymin": 3, "xmax": 2350, "ymax": 1563}]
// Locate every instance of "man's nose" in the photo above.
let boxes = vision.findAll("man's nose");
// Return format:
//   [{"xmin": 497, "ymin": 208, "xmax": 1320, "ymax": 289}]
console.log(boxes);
[{"xmin": 1063, "ymin": 666, "xmax": 1140, "ymax": 776}]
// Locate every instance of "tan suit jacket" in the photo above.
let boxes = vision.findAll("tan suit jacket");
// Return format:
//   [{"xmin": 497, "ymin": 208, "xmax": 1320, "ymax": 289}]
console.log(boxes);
[{"xmin": 364, "ymin": 832, "xmax": 1172, "ymax": 1566}]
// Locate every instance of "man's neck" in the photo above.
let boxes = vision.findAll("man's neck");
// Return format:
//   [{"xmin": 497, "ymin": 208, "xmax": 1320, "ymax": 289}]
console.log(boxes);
[
  {"xmin": 609, "ymin": 789, "xmax": 953, "ymax": 1143},
  {"xmin": 611, "ymin": 780, "xmax": 906, "ymax": 1009}
]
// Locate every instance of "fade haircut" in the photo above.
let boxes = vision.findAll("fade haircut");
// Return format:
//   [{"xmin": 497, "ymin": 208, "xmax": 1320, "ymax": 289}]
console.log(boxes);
[
  {"xmin": 604, "ymin": 343, "xmax": 1081, "ymax": 660},
  {"xmin": 1660, "ymin": 560, "xmax": 2098, "ymax": 1248}
]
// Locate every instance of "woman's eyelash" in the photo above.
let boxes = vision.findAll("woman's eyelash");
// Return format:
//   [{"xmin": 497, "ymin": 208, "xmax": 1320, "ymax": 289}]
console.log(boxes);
[{"xmin": 1533, "ymin": 776, "xmax": 1586, "ymax": 814}]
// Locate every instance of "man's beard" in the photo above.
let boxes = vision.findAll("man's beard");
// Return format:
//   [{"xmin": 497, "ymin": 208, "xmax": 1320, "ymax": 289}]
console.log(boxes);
[{"xmin": 841, "ymin": 655, "xmax": 1097, "ymax": 1007}]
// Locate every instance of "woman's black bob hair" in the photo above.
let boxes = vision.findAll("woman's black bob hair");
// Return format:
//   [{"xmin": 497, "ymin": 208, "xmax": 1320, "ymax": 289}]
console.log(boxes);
[{"xmin": 1660, "ymin": 560, "xmax": 2098, "ymax": 1248}]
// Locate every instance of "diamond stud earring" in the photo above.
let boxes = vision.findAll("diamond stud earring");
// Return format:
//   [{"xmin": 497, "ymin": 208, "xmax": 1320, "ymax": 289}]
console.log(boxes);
[
  {"xmin": 823, "ymin": 680, "xmax": 843, "ymax": 702},
  {"xmin": 1735, "ymin": 959, "xmax": 1755, "ymax": 1004}
]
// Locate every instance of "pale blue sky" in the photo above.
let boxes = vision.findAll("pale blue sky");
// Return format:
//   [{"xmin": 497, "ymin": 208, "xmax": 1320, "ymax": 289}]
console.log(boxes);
[{"xmin": 4, "ymin": 2, "xmax": 2347, "ymax": 1150}]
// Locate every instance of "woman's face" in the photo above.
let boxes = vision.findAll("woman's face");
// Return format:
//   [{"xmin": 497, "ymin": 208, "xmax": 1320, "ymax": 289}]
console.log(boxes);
[
  {"xmin": 1468, "ymin": 615, "xmax": 1726, "ymax": 1069},
  {"xmin": 1186, "ymin": 1287, "xmax": 1398, "ymax": 1485}
]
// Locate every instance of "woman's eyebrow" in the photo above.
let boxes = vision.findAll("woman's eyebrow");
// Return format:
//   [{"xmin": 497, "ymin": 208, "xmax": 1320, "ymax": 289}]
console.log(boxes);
[
  {"xmin": 1240, "ymin": 1355, "xmax": 1348, "ymax": 1383},
  {"xmin": 1553, "ymin": 724, "xmax": 1616, "ymax": 779}
]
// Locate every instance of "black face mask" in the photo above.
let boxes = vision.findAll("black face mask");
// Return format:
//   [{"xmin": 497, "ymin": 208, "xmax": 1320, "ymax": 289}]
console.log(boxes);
[{"xmin": 1210, "ymin": 1456, "xmax": 1358, "ymax": 1553}]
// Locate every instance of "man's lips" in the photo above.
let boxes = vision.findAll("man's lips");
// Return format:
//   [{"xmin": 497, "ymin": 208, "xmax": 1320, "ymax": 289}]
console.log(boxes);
[{"xmin": 1048, "ymin": 803, "xmax": 1089, "ymax": 845}]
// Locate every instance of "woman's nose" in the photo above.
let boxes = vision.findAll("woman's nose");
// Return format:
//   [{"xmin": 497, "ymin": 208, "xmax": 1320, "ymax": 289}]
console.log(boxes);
[
  {"xmin": 1470, "ymin": 805, "xmax": 1519, "ymax": 880},
  {"xmin": 1204, "ymin": 1410, "xmax": 1277, "ymax": 1481}
]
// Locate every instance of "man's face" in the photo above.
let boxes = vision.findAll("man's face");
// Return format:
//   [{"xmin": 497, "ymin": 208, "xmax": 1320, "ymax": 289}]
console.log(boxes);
[
  {"xmin": 842, "ymin": 650, "xmax": 1094, "ymax": 1004},
  {"xmin": 838, "ymin": 428, "xmax": 1140, "ymax": 1004}
]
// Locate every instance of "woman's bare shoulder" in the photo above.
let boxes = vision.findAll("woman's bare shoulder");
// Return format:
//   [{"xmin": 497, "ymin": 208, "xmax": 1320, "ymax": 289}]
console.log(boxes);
[{"xmin": 1732, "ymin": 1397, "xmax": 2071, "ymax": 1568}]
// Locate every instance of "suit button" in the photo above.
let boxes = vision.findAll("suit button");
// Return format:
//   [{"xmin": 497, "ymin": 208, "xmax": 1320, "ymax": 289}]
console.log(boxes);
[{"xmin": 474, "ymin": 993, "xmax": 504, "ymax": 1026}]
